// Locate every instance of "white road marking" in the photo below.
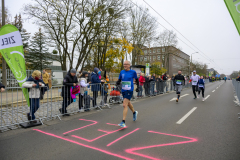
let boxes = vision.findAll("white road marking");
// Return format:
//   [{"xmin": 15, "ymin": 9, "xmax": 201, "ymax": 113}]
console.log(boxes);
[
  {"xmin": 216, "ymin": 87, "xmax": 218, "ymax": 89},
  {"xmin": 204, "ymin": 95, "xmax": 210, "ymax": 100},
  {"xmin": 170, "ymin": 94, "xmax": 189, "ymax": 101},
  {"xmin": 212, "ymin": 90, "xmax": 215, "ymax": 92},
  {"xmin": 181, "ymin": 94, "xmax": 189, "ymax": 98},
  {"xmin": 170, "ymin": 98, "xmax": 177, "ymax": 101},
  {"xmin": 176, "ymin": 107, "xmax": 197, "ymax": 124}
]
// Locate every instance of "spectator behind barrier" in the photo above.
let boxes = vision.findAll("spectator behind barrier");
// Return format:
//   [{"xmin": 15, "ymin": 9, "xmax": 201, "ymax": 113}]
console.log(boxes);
[
  {"xmin": 162, "ymin": 73, "xmax": 167, "ymax": 81},
  {"xmin": 60, "ymin": 69, "xmax": 78, "ymax": 115},
  {"xmin": 237, "ymin": 76, "xmax": 240, "ymax": 81},
  {"xmin": 91, "ymin": 67, "xmax": 105, "ymax": 108},
  {"xmin": 0, "ymin": 82, "xmax": 5, "ymax": 92},
  {"xmin": 42, "ymin": 69, "xmax": 49, "ymax": 88},
  {"xmin": 137, "ymin": 73, "xmax": 145, "ymax": 97},
  {"xmin": 79, "ymin": 71, "xmax": 90, "ymax": 111},
  {"xmin": 150, "ymin": 73, "xmax": 156, "ymax": 96},
  {"xmin": 144, "ymin": 75, "xmax": 150, "ymax": 96},
  {"xmin": 22, "ymin": 70, "xmax": 45, "ymax": 123}
]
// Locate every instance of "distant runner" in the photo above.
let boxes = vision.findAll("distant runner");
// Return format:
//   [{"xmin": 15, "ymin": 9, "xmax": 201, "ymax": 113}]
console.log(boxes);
[
  {"xmin": 173, "ymin": 70, "xmax": 185, "ymax": 102},
  {"xmin": 116, "ymin": 61, "xmax": 139, "ymax": 128},
  {"xmin": 189, "ymin": 70, "xmax": 200, "ymax": 99},
  {"xmin": 198, "ymin": 76, "xmax": 205, "ymax": 101}
]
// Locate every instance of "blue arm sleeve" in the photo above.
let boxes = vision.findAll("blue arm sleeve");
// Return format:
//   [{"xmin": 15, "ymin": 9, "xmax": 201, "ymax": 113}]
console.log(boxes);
[
  {"xmin": 118, "ymin": 71, "xmax": 122, "ymax": 80},
  {"xmin": 133, "ymin": 71, "xmax": 138, "ymax": 80}
]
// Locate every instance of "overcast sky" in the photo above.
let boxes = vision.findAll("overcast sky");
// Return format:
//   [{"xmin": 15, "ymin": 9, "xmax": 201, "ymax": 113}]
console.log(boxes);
[{"xmin": 4, "ymin": 0, "xmax": 240, "ymax": 75}]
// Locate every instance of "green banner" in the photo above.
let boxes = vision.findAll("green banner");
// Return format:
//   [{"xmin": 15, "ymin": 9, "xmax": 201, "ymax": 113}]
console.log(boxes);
[
  {"xmin": 224, "ymin": 0, "xmax": 240, "ymax": 35},
  {"xmin": 0, "ymin": 24, "xmax": 29, "ymax": 106}
]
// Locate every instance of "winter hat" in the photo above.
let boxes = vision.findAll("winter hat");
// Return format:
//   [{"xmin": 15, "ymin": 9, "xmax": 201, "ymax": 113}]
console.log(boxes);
[
  {"xmin": 94, "ymin": 67, "xmax": 99, "ymax": 74},
  {"xmin": 70, "ymin": 68, "xmax": 76, "ymax": 73},
  {"xmin": 81, "ymin": 71, "xmax": 88, "ymax": 78}
]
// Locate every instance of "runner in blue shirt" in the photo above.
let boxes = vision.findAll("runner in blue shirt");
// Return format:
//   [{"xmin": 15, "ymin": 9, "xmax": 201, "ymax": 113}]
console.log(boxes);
[
  {"xmin": 116, "ymin": 61, "xmax": 139, "ymax": 127},
  {"xmin": 198, "ymin": 76, "xmax": 205, "ymax": 101}
]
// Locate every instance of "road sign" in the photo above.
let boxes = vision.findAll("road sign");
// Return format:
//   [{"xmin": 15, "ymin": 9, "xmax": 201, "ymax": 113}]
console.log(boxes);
[{"xmin": 146, "ymin": 63, "xmax": 150, "ymax": 76}]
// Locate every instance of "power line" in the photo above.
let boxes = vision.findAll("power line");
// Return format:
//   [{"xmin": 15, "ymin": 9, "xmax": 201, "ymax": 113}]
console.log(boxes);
[
  {"xmin": 128, "ymin": 0, "xmax": 212, "ymax": 63},
  {"xmin": 141, "ymin": 0, "xmax": 222, "ymax": 69}
]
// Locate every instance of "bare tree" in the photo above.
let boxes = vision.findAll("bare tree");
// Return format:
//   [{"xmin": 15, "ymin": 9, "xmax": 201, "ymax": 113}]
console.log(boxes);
[
  {"xmin": 24, "ymin": 0, "xmax": 127, "ymax": 71},
  {"xmin": 155, "ymin": 30, "xmax": 180, "ymax": 74},
  {"xmin": 128, "ymin": 4, "xmax": 158, "ymax": 65}
]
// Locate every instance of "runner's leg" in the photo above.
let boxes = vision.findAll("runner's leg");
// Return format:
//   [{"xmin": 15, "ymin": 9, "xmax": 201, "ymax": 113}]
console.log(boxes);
[
  {"xmin": 192, "ymin": 85, "xmax": 197, "ymax": 98},
  {"xmin": 128, "ymin": 101, "xmax": 134, "ymax": 113},
  {"xmin": 122, "ymin": 98, "xmax": 129, "ymax": 121},
  {"xmin": 202, "ymin": 88, "xmax": 204, "ymax": 98}
]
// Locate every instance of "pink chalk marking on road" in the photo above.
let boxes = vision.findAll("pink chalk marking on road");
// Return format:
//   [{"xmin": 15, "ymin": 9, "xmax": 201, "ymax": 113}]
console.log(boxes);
[
  {"xmin": 63, "ymin": 119, "xmax": 98, "ymax": 135},
  {"xmin": 107, "ymin": 128, "xmax": 140, "ymax": 147},
  {"xmin": 125, "ymin": 131, "xmax": 198, "ymax": 160},
  {"xmin": 98, "ymin": 129, "xmax": 111, "ymax": 134},
  {"xmin": 72, "ymin": 127, "xmax": 125, "ymax": 142},
  {"xmin": 33, "ymin": 129, "xmax": 133, "ymax": 160},
  {"xmin": 106, "ymin": 123, "xmax": 119, "ymax": 126}
]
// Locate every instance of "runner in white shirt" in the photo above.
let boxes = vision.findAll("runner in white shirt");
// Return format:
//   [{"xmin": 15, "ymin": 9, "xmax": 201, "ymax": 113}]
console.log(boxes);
[{"xmin": 189, "ymin": 70, "xmax": 200, "ymax": 99}]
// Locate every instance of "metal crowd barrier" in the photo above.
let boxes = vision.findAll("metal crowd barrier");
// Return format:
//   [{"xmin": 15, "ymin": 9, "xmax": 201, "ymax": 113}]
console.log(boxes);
[
  {"xmin": 232, "ymin": 80, "xmax": 240, "ymax": 119},
  {"xmin": 0, "ymin": 79, "xmax": 210, "ymax": 132}
]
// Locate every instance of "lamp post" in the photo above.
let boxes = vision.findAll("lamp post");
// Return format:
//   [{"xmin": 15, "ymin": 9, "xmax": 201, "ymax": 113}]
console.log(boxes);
[{"xmin": 189, "ymin": 52, "xmax": 198, "ymax": 75}]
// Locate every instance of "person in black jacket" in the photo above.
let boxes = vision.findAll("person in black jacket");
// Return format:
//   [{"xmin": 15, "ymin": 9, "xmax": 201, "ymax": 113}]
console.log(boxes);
[
  {"xmin": 172, "ymin": 75, "xmax": 175, "ymax": 91},
  {"xmin": 173, "ymin": 70, "xmax": 185, "ymax": 102},
  {"xmin": 91, "ymin": 67, "xmax": 105, "ymax": 108},
  {"xmin": 0, "ymin": 83, "xmax": 5, "ymax": 92},
  {"xmin": 60, "ymin": 69, "xmax": 78, "ymax": 115},
  {"xmin": 144, "ymin": 75, "xmax": 150, "ymax": 96},
  {"xmin": 237, "ymin": 76, "xmax": 240, "ymax": 81},
  {"xmin": 150, "ymin": 74, "xmax": 156, "ymax": 96}
]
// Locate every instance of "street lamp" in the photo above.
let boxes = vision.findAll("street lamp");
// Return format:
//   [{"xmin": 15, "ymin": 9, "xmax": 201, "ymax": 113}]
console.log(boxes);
[{"xmin": 189, "ymin": 52, "xmax": 198, "ymax": 75}]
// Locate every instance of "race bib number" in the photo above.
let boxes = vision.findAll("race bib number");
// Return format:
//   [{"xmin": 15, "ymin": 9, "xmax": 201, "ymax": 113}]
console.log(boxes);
[
  {"xmin": 176, "ymin": 80, "xmax": 182, "ymax": 85},
  {"xmin": 199, "ymin": 84, "xmax": 204, "ymax": 87},
  {"xmin": 122, "ymin": 81, "xmax": 131, "ymax": 90},
  {"xmin": 193, "ymin": 81, "xmax": 197, "ymax": 83}
]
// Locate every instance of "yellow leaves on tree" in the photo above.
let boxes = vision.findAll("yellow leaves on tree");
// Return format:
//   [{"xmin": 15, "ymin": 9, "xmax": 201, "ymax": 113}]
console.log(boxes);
[
  {"xmin": 105, "ymin": 37, "xmax": 134, "ymax": 72},
  {"xmin": 150, "ymin": 61, "xmax": 167, "ymax": 76}
]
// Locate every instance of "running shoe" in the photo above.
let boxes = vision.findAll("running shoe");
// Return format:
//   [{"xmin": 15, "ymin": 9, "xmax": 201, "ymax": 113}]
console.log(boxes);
[
  {"xmin": 176, "ymin": 99, "xmax": 178, "ymax": 102},
  {"xmin": 118, "ymin": 121, "xmax": 126, "ymax": 128},
  {"xmin": 133, "ymin": 111, "xmax": 138, "ymax": 121},
  {"xmin": 197, "ymin": 95, "xmax": 199, "ymax": 98},
  {"xmin": 202, "ymin": 98, "xmax": 205, "ymax": 101},
  {"xmin": 193, "ymin": 97, "xmax": 197, "ymax": 99}
]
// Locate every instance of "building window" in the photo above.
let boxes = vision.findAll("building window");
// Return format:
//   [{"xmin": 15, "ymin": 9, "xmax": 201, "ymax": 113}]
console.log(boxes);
[
  {"xmin": 149, "ymin": 56, "xmax": 151, "ymax": 61},
  {"xmin": 144, "ymin": 56, "xmax": 147, "ymax": 61},
  {"xmin": 157, "ymin": 49, "xmax": 160, "ymax": 52},
  {"xmin": 140, "ymin": 57, "xmax": 143, "ymax": 61},
  {"xmin": 162, "ymin": 48, "xmax": 165, "ymax": 52},
  {"xmin": 153, "ymin": 56, "xmax": 156, "ymax": 61},
  {"xmin": 144, "ymin": 50, "xmax": 147, "ymax": 54},
  {"xmin": 153, "ymin": 49, "xmax": 156, "ymax": 53},
  {"xmin": 157, "ymin": 56, "xmax": 160, "ymax": 60},
  {"xmin": 149, "ymin": 50, "xmax": 152, "ymax": 54}
]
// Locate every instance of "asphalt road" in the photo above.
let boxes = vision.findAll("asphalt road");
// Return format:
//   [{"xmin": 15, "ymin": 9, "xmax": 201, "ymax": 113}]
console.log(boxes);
[{"xmin": 0, "ymin": 80, "xmax": 239, "ymax": 160}]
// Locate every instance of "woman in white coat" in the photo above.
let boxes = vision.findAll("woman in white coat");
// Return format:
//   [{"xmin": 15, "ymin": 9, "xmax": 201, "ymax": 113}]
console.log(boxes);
[{"xmin": 22, "ymin": 70, "xmax": 45, "ymax": 123}]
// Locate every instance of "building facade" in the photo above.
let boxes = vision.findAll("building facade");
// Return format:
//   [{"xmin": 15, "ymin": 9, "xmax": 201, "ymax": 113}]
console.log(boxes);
[{"xmin": 135, "ymin": 46, "xmax": 190, "ymax": 76}]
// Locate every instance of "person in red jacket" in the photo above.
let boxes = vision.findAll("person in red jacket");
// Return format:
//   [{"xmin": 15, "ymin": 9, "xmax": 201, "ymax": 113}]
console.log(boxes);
[{"xmin": 137, "ymin": 73, "xmax": 145, "ymax": 98}]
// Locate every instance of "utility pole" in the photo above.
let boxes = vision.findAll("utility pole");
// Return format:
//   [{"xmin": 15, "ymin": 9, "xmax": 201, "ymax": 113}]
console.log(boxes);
[
  {"xmin": 1, "ymin": 0, "xmax": 7, "ymax": 86},
  {"xmin": 189, "ymin": 52, "xmax": 198, "ymax": 76}
]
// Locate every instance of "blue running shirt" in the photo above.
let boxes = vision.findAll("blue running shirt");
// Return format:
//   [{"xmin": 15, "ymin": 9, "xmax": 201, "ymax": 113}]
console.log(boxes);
[{"xmin": 119, "ymin": 70, "xmax": 138, "ymax": 92}]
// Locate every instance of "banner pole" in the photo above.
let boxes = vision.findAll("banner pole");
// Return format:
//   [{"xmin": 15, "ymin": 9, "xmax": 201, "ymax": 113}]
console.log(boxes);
[{"xmin": 1, "ymin": 0, "xmax": 7, "ymax": 86}]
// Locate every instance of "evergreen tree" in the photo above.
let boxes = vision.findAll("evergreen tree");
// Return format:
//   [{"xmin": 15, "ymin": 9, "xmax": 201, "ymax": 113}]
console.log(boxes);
[
  {"xmin": 28, "ymin": 28, "xmax": 52, "ymax": 71},
  {"xmin": 12, "ymin": 14, "xmax": 32, "ymax": 69}
]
